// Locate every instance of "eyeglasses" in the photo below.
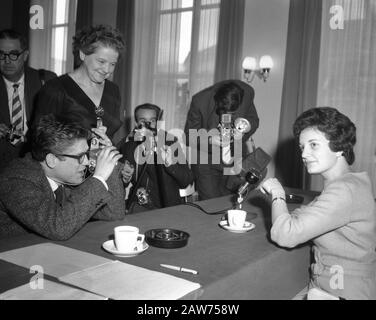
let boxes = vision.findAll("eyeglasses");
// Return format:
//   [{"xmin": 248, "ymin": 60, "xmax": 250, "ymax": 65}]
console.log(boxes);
[
  {"xmin": 54, "ymin": 151, "xmax": 90, "ymax": 164},
  {"xmin": 0, "ymin": 50, "xmax": 26, "ymax": 61}
]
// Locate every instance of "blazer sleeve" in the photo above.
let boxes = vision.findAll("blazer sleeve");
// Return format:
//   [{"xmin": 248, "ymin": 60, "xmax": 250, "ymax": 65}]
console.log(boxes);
[
  {"xmin": 270, "ymin": 182, "xmax": 352, "ymax": 248},
  {"xmin": 185, "ymin": 94, "xmax": 204, "ymax": 132},
  {"xmin": 184, "ymin": 94, "xmax": 214, "ymax": 154},
  {"xmin": 163, "ymin": 139, "xmax": 194, "ymax": 189},
  {"xmin": 91, "ymin": 164, "xmax": 126, "ymax": 220},
  {"xmin": 239, "ymin": 84, "xmax": 259, "ymax": 141},
  {"xmin": 0, "ymin": 174, "xmax": 123, "ymax": 241},
  {"xmin": 164, "ymin": 163, "xmax": 194, "ymax": 189}
]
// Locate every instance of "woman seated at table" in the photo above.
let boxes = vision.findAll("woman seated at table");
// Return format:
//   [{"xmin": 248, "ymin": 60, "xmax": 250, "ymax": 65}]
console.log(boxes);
[
  {"xmin": 32, "ymin": 24, "xmax": 124, "ymax": 140},
  {"xmin": 261, "ymin": 107, "xmax": 376, "ymax": 300}
]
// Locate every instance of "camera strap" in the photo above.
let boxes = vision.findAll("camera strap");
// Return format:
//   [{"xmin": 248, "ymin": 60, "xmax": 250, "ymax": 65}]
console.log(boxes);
[
  {"xmin": 126, "ymin": 161, "xmax": 148, "ymax": 212},
  {"xmin": 126, "ymin": 146, "xmax": 154, "ymax": 212}
]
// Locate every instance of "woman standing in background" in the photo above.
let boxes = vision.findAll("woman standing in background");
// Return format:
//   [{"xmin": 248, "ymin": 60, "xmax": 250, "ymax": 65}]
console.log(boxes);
[{"xmin": 33, "ymin": 24, "xmax": 124, "ymax": 140}]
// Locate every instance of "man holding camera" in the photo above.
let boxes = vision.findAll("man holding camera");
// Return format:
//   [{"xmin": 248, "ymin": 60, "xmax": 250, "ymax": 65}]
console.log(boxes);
[
  {"xmin": 119, "ymin": 103, "xmax": 193, "ymax": 213},
  {"xmin": 184, "ymin": 80, "xmax": 259, "ymax": 200},
  {"xmin": 0, "ymin": 29, "xmax": 56, "ymax": 171},
  {"xmin": 0, "ymin": 114, "xmax": 125, "ymax": 240}
]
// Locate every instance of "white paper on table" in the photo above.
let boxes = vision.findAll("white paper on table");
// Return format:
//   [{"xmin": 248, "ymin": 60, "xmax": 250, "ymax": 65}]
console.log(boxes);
[
  {"xmin": 0, "ymin": 243, "xmax": 112, "ymax": 278},
  {"xmin": 307, "ymin": 287, "xmax": 341, "ymax": 300},
  {"xmin": 59, "ymin": 260, "xmax": 201, "ymax": 300},
  {"xmin": 0, "ymin": 279, "xmax": 107, "ymax": 300}
]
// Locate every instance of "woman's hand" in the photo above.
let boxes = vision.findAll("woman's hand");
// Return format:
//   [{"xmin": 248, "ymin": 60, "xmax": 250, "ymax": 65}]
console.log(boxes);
[
  {"xmin": 260, "ymin": 178, "xmax": 286, "ymax": 199},
  {"xmin": 91, "ymin": 126, "xmax": 112, "ymax": 147},
  {"xmin": 94, "ymin": 146, "xmax": 123, "ymax": 181}
]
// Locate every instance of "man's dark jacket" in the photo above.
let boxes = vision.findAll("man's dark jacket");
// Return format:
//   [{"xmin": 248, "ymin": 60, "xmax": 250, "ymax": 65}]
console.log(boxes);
[{"xmin": 0, "ymin": 67, "xmax": 56, "ymax": 170}]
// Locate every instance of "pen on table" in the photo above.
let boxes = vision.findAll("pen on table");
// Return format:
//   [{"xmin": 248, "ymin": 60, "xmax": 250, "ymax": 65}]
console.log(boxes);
[{"xmin": 160, "ymin": 264, "xmax": 198, "ymax": 275}]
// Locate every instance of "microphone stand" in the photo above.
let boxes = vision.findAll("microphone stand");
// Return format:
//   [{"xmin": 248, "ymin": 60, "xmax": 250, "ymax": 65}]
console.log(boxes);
[{"xmin": 234, "ymin": 169, "xmax": 261, "ymax": 219}]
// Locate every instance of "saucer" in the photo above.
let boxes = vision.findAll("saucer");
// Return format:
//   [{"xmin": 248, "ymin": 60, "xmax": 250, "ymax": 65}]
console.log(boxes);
[
  {"xmin": 219, "ymin": 220, "xmax": 255, "ymax": 233},
  {"xmin": 102, "ymin": 239, "xmax": 149, "ymax": 257}
]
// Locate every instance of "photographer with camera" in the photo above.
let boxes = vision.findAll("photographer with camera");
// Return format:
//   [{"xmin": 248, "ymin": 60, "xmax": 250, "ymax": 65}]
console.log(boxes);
[
  {"xmin": 0, "ymin": 114, "xmax": 125, "ymax": 240},
  {"xmin": 184, "ymin": 80, "xmax": 259, "ymax": 200},
  {"xmin": 119, "ymin": 103, "xmax": 193, "ymax": 213},
  {"xmin": 0, "ymin": 29, "xmax": 56, "ymax": 171}
]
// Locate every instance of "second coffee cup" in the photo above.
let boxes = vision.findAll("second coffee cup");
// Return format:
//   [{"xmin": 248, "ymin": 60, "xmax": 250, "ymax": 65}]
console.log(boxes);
[{"xmin": 227, "ymin": 209, "xmax": 247, "ymax": 228}]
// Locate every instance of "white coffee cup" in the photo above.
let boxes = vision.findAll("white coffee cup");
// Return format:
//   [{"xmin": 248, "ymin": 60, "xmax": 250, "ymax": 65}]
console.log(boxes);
[
  {"xmin": 227, "ymin": 209, "xmax": 247, "ymax": 228},
  {"xmin": 114, "ymin": 226, "xmax": 145, "ymax": 252}
]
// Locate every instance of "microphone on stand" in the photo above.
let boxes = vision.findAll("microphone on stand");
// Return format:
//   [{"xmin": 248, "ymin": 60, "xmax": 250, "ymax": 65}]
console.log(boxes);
[
  {"xmin": 236, "ymin": 168, "xmax": 262, "ymax": 209},
  {"xmin": 237, "ymin": 168, "xmax": 261, "ymax": 196}
]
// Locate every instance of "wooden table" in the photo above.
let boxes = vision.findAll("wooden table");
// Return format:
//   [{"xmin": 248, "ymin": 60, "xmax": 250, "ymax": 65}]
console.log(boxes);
[{"xmin": 0, "ymin": 188, "xmax": 316, "ymax": 300}]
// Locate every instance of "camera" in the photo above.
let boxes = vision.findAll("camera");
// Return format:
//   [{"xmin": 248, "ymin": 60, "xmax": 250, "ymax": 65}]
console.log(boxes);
[
  {"xmin": 218, "ymin": 114, "xmax": 251, "ymax": 141},
  {"xmin": 87, "ymin": 107, "xmax": 105, "ymax": 172},
  {"xmin": 220, "ymin": 113, "xmax": 233, "ymax": 139},
  {"xmin": 88, "ymin": 135, "xmax": 100, "ymax": 173},
  {"xmin": 4, "ymin": 126, "xmax": 23, "ymax": 142},
  {"xmin": 136, "ymin": 187, "xmax": 150, "ymax": 205}
]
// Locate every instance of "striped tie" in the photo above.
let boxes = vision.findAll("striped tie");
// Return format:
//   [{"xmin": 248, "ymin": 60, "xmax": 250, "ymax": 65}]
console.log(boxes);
[{"xmin": 11, "ymin": 83, "xmax": 23, "ymax": 145}]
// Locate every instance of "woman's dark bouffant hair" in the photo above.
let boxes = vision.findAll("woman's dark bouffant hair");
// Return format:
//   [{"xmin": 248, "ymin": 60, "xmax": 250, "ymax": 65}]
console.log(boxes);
[
  {"xmin": 73, "ymin": 24, "xmax": 125, "ymax": 58},
  {"xmin": 293, "ymin": 107, "xmax": 356, "ymax": 165}
]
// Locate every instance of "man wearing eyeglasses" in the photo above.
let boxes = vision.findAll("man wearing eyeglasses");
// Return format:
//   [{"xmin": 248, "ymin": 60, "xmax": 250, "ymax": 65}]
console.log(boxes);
[
  {"xmin": 0, "ymin": 29, "xmax": 56, "ymax": 171},
  {"xmin": 0, "ymin": 114, "xmax": 125, "ymax": 240}
]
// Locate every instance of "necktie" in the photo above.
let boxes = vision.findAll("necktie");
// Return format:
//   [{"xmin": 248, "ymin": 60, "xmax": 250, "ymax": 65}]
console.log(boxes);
[
  {"xmin": 11, "ymin": 83, "xmax": 23, "ymax": 145},
  {"xmin": 54, "ymin": 185, "xmax": 65, "ymax": 206}
]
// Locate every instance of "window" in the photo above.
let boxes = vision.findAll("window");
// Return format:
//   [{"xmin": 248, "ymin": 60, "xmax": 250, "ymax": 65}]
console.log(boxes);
[
  {"xmin": 29, "ymin": 0, "xmax": 77, "ymax": 75},
  {"xmin": 132, "ymin": 0, "xmax": 221, "ymax": 131},
  {"xmin": 51, "ymin": 0, "xmax": 77, "ymax": 75},
  {"xmin": 156, "ymin": 0, "xmax": 220, "ymax": 129}
]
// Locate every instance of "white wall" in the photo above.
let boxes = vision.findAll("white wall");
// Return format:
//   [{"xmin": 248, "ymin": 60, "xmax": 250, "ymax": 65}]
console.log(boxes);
[{"xmin": 242, "ymin": 0, "xmax": 290, "ymax": 178}]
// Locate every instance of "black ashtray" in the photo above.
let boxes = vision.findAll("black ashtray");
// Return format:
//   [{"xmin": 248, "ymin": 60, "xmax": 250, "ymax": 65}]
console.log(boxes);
[
  {"xmin": 286, "ymin": 194, "xmax": 304, "ymax": 204},
  {"xmin": 145, "ymin": 228, "xmax": 189, "ymax": 249}
]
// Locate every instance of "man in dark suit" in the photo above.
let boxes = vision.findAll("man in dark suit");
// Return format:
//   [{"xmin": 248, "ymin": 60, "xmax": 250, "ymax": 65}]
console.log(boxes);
[
  {"xmin": 0, "ymin": 114, "xmax": 125, "ymax": 240},
  {"xmin": 119, "ymin": 103, "xmax": 194, "ymax": 213},
  {"xmin": 184, "ymin": 80, "xmax": 259, "ymax": 200},
  {"xmin": 0, "ymin": 29, "xmax": 56, "ymax": 171}
]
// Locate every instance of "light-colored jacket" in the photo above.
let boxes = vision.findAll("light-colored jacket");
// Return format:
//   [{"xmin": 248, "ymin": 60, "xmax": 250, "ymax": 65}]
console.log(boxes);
[{"xmin": 271, "ymin": 172, "xmax": 376, "ymax": 299}]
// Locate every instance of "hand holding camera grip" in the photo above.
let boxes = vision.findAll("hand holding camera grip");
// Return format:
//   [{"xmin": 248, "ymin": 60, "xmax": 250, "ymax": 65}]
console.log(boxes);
[{"xmin": 93, "ymin": 147, "xmax": 123, "ymax": 181}]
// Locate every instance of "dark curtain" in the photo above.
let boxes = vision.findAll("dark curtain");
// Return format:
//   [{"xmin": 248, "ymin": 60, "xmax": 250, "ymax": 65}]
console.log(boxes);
[
  {"xmin": 214, "ymin": 0, "xmax": 245, "ymax": 82},
  {"xmin": 12, "ymin": 0, "xmax": 31, "ymax": 41},
  {"xmin": 75, "ymin": 0, "xmax": 93, "ymax": 32},
  {"xmin": 74, "ymin": 0, "xmax": 93, "ymax": 69},
  {"xmin": 113, "ymin": 0, "xmax": 135, "ymax": 143},
  {"xmin": 275, "ymin": 0, "xmax": 322, "ymax": 189}
]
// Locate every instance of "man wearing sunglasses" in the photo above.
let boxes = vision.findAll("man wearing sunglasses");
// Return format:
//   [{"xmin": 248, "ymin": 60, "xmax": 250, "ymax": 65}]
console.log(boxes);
[
  {"xmin": 0, "ymin": 114, "xmax": 125, "ymax": 240},
  {"xmin": 0, "ymin": 29, "xmax": 56, "ymax": 171}
]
